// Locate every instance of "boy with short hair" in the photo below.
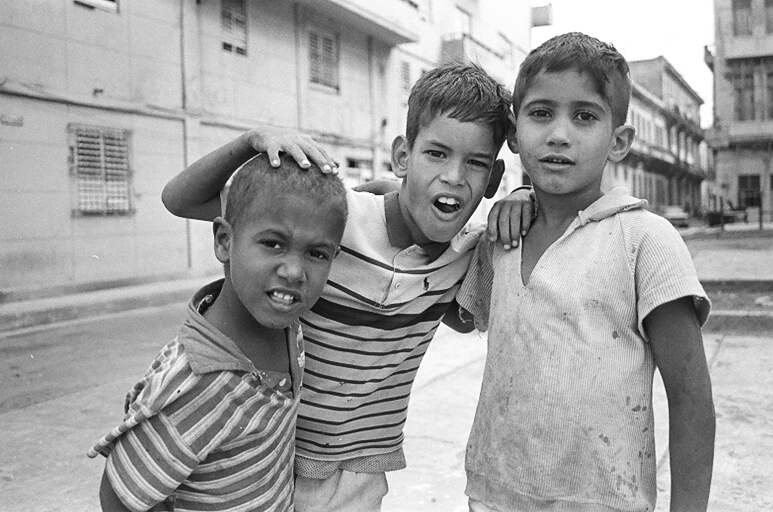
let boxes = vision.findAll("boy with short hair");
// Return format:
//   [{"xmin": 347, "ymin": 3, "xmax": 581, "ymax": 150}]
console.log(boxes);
[
  {"xmin": 162, "ymin": 62, "xmax": 531, "ymax": 511},
  {"xmin": 457, "ymin": 32, "xmax": 715, "ymax": 512},
  {"xmin": 89, "ymin": 154, "xmax": 347, "ymax": 511}
]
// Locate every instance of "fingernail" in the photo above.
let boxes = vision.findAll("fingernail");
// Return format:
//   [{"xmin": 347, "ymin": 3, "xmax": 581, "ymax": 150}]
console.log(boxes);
[
  {"xmin": 503, "ymin": 244, "xmax": 511, "ymax": 251},
  {"xmin": 323, "ymin": 164, "xmax": 331, "ymax": 173},
  {"xmin": 271, "ymin": 159, "xmax": 279, "ymax": 166},
  {"xmin": 521, "ymin": 230, "xmax": 527, "ymax": 236},
  {"xmin": 302, "ymin": 160, "xmax": 310, "ymax": 167}
]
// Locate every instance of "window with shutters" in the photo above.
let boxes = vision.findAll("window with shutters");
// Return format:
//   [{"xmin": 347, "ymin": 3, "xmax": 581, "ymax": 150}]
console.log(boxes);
[
  {"xmin": 222, "ymin": 0, "xmax": 247, "ymax": 56},
  {"xmin": 68, "ymin": 124, "xmax": 133, "ymax": 216},
  {"xmin": 309, "ymin": 28, "xmax": 339, "ymax": 91},
  {"xmin": 733, "ymin": 0, "xmax": 752, "ymax": 36}
]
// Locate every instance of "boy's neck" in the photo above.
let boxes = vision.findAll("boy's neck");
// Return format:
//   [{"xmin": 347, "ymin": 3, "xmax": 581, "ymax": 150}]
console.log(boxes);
[
  {"xmin": 533, "ymin": 187, "xmax": 604, "ymax": 227},
  {"xmin": 204, "ymin": 278, "xmax": 288, "ymax": 371}
]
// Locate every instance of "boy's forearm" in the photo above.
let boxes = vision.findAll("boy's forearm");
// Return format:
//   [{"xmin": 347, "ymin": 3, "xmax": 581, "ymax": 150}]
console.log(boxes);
[
  {"xmin": 162, "ymin": 133, "xmax": 257, "ymax": 221},
  {"xmin": 667, "ymin": 392, "xmax": 715, "ymax": 512}
]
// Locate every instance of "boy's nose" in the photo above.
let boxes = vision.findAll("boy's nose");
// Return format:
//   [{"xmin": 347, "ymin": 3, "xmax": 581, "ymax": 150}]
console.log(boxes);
[
  {"xmin": 278, "ymin": 254, "xmax": 306, "ymax": 282},
  {"xmin": 547, "ymin": 118, "xmax": 571, "ymax": 146},
  {"xmin": 440, "ymin": 161, "xmax": 465, "ymax": 185}
]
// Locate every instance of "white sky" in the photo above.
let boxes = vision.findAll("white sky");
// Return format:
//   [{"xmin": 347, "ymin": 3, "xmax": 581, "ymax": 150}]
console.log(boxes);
[{"xmin": 531, "ymin": 1, "xmax": 715, "ymax": 128}]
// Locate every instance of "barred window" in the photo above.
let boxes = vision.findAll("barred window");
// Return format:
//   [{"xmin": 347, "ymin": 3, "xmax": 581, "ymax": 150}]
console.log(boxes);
[
  {"xmin": 69, "ymin": 124, "xmax": 133, "ymax": 216},
  {"xmin": 222, "ymin": 0, "xmax": 247, "ymax": 56},
  {"xmin": 309, "ymin": 29, "xmax": 339, "ymax": 91}
]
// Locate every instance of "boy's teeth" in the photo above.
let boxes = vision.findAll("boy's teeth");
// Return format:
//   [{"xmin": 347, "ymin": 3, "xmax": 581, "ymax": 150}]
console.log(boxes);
[
  {"xmin": 438, "ymin": 197, "xmax": 459, "ymax": 206},
  {"xmin": 272, "ymin": 291, "xmax": 295, "ymax": 303}
]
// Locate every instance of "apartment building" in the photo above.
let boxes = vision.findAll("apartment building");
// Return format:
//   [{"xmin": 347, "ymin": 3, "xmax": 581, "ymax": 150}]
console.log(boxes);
[
  {"xmin": 705, "ymin": 0, "xmax": 773, "ymax": 221},
  {"xmin": 603, "ymin": 57, "xmax": 709, "ymax": 214},
  {"xmin": 0, "ymin": 0, "xmax": 549, "ymax": 299}
]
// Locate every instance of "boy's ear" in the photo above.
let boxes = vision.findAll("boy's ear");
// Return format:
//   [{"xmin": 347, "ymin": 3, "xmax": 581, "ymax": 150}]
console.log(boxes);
[
  {"xmin": 391, "ymin": 135, "xmax": 410, "ymax": 179},
  {"xmin": 213, "ymin": 217, "xmax": 233, "ymax": 265},
  {"xmin": 506, "ymin": 117, "xmax": 519, "ymax": 154},
  {"xmin": 608, "ymin": 124, "xmax": 635, "ymax": 163},
  {"xmin": 484, "ymin": 159, "xmax": 506, "ymax": 199}
]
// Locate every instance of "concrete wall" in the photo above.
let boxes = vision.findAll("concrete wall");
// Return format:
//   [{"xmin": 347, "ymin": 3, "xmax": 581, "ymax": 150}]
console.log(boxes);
[{"xmin": 0, "ymin": 0, "xmax": 534, "ymax": 297}]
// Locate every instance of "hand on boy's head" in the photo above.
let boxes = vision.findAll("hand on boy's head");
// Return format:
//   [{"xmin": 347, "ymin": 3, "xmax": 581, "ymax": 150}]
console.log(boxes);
[
  {"xmin": 243, "ymin": 126, "xmax": 339, "ymax": 175},
  {"xmin": 486, "ymin": 186, "xmax": 536, "ymax": 249}
]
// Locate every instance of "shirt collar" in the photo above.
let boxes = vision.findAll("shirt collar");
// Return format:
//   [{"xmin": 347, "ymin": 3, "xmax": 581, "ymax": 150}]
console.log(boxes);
[{"xmin": 383, "ymin": 191, "xmax": 449, "ymax": 261}]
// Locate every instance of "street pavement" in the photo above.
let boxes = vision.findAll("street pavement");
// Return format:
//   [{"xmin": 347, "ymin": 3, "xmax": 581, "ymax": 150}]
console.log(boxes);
[{"xmin": 0, "ymin": 223, "xmax": 771, "ymax": 511}]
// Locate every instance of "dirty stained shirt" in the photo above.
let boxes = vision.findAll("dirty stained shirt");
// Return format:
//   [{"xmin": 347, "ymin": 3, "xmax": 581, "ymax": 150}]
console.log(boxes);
[{"xmin": 457, "ymin": 188, "xmax": 710, "ymax": 511}]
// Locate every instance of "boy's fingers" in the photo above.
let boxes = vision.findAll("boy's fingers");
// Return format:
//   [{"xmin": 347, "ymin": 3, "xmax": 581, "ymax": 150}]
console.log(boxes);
[
  {"xmin": 265, "ymin": 143, "xmax": 282, "ymax": 167},
  {"xmin": 487, "ymin": 203, "xmax": 501, "ymax": 242},
  {"xmin": 500, "ymin": 204, "xmax": 518, "ymax": 249},
  {"xmin": 284, "ymin": 144, "xmax": 312, "ymax": 169},
  {"xmin": 300, "ymin": 145, "xmax": 337, "ymax": 175},
  {"xmin": 521, "ymin": 201, "xmax": 535, "ymax": 236},
  {"xmin": 507, "ymin": 204, "xmax": 523, "ymax": 247}
]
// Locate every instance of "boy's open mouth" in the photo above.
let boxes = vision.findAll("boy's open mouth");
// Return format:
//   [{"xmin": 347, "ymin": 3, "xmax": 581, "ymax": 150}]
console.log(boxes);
[
  {"xmin": 540, "ymin": 155, "xmax": 574, "ymax": 165},
  {"xmin": 434, "ymin": 196, "xmax": 462, "ymax": 214},
  {"xmin": 270, "ymin": 290, "xmax": 300, "ymax": 306}
]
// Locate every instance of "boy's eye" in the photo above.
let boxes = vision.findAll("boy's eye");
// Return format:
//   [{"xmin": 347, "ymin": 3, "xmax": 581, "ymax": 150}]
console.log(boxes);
[
  {"xmin": 426, "ymin": 150, "xmax": 445, "ymax": 159},
  {"xmin": 308, "ymin": 249, "xmax": 331, "ymax": 261},
  {"xmin": 529, "ymin": 108, "xmax": 551, "ymax": 118},
  {"xmin": 260, "ymin": 240, "xmax": 283, "ymax": 251},
  {"xmin": 469, "ymin": 159, "xmax": 490, "ymax": 169},
  {"xmin": 576, "ymin": 111, "xmax": 598, "ymax": 122}
]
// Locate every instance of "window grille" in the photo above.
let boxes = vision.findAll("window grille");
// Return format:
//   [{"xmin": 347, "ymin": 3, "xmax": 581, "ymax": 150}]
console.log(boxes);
[
  {"xmin": 222, "ymin": 0, "xmax": 247, "ymax": 56},
  {"xmin": 738, "ymin": 175, "xmax": 761, "ymax": 208},
  {"xmin": 309, "ymin": 29, "xmax": 339, "ymax": 91},
  {"xmin": 69, "ymin": 124, "xmax": 132, "ymax": 215}
]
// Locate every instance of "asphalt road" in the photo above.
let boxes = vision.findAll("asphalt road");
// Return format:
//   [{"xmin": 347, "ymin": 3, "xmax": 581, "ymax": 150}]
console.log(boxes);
[{"xmin": 2, "ymin": 302, "xmax": 773, "ymax": 511}]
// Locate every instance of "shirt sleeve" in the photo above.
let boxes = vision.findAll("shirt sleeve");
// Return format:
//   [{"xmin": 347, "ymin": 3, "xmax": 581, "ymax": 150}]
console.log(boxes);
[
  {"xmin": 456, "ymin": 238, "xmax": 496, "ymax": 332},
  {"xmin": 634, "ymin": 217, "xmax": 711, "ymax": 340},
  {"xmin": 104, "ymin": 413, "xmax": 200, "ymax": 512}
]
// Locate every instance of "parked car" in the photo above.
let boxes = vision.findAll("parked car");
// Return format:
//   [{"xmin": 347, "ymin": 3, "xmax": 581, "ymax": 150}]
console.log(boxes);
[{"xmin": 660, "ymin": 205, "xmax": 690, "ymax": 228}]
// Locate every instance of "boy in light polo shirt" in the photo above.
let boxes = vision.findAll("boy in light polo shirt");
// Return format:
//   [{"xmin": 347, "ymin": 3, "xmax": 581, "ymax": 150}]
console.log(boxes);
[
  {"xmin": 162, "ymin": 62, "xmax": 534, "ymax": 511},
  {"xmin": 89, "ymin": 154, "xmax": 347, "ymax": 511},
  {"xmin": 456, "ymin": 33, "xmax": 716, "ymax": 512}
]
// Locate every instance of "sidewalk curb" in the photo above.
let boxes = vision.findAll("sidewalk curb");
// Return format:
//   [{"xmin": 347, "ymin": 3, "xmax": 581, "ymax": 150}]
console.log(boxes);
[{"xmin": 0, "ymin": 276, "xmax": 214, "ymax": 336}]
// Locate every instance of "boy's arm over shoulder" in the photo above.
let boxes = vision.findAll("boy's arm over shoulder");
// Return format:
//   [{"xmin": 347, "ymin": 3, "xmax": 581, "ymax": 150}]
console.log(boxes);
[
  {"xmin": 449, "ymin": 238, "xmax": 496, "ymax": 333},
  {"xmin": 644, "ymin": 297, "xmax": 715, "ymax": 512},
  {"xmin": 162, "ymin": 126, "xmax": 337, "ymax": 221}
]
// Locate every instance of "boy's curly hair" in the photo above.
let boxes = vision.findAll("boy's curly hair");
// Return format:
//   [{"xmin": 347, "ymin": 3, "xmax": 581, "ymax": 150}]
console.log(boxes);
[
  {"xmin": 513, "ymin": 32, "xmax": 632, "ymax": 128},
  {"xmin": 406, "ymin": 61, "xmax": 512, "ymax": 151}
]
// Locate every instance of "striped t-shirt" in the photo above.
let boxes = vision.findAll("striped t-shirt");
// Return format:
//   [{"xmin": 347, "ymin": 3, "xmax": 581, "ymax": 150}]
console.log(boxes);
[
  {"xmin": 88, "ymin": 280, "xmax": 304, "ymax": 512},
  {"xmin": 457, "ymin": 188, "xmax": 711, "ymax": 511},
  {"xmin": 295, "ymin": 189, "xmax": 484, "ymax": 477}
]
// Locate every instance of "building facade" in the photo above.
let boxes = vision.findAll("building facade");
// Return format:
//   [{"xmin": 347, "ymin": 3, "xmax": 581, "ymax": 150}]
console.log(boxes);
[
  {"xmin": 602, "ymin": 57, "xmax": 709, "ymax": 215},
  {"xmin": 0, "ymin": 0, "xmax": 548, "ymax": 299},
  {"xmin": 705, "ymin": 0, "xmax": 773, "ymax": 221}
]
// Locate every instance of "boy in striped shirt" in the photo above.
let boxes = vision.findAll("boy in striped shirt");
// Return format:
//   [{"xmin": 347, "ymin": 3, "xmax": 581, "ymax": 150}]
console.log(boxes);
[
  {"xmin": 89, "ymin": 154, "xmax": 347, "ymax": 511},
  {"xmin": 162, "ymin": 62, "xmax": 534, "ymax": 511},
  {"xmin": 455, "ymin": 33, "xmax": 715, "ymax": 512}
]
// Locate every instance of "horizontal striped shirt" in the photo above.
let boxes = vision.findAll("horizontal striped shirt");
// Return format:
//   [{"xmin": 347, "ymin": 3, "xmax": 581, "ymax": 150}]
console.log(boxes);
[
  {"xmin": 458, "ymin": 188, "xmax": 710, "ymax": 511},
  {"xmin": 295, "ymin": 189, "xmax": 484, "ymax": 476},
  {"xmin": 89, "ymin": 281, "xmax": 304, "ymax": 512}
]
